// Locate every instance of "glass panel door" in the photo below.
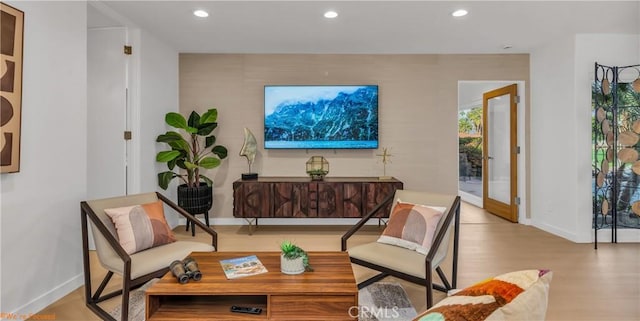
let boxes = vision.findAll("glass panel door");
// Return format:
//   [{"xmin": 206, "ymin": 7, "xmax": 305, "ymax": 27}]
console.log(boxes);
[
  {"xmin": 487, "ymin": 95, "xmax": 511, "ymax": 204},
  {"xmin": 482, "ymin": 84, "xmax": 518, "ymax": 222}
]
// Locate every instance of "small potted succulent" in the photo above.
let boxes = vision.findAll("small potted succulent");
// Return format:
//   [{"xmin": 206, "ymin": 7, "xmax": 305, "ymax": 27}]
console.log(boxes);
[{"xmin": 280, "ymin": 240, "xmax": 313, "ymax": 274}]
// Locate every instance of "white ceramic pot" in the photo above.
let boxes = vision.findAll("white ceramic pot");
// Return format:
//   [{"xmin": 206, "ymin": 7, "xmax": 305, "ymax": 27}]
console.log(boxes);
[{"xmin": 280, "ymin": 254, "xmax": 305, "ymax": 275}]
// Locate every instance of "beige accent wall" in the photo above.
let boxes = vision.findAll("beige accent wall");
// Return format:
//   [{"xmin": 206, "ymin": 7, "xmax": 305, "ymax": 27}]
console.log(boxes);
[{"xmin": 179, "ymin": 54, "xmax": 529, "ymax": 220}]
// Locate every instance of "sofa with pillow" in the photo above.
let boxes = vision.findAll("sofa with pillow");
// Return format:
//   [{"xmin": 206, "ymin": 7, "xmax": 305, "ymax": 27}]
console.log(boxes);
[
  {"xmin": 80, "ymin": 192, "xmax": 217, "ymax": 321},
  {"xmin": 413, "ymin": 269, "xmax": 553, "ymax": 321}
]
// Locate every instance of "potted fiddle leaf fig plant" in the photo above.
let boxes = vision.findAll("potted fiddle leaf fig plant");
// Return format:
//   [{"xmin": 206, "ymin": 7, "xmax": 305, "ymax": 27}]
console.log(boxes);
[
  {"xmin": 280, "ymin": 240, "xmax": 313, "ymax": 274},
  {"xmin": 156, "ymin": 108, "xmax": 228, "ymax": 218}
]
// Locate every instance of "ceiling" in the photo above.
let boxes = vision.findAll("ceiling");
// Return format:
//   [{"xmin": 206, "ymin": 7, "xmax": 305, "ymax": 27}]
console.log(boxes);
[{"xmin": 89, "ymin": 1, "xmax": 639, "ymax": 54}]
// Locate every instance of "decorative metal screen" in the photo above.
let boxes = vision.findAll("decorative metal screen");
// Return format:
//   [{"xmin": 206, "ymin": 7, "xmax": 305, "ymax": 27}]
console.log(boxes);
[{"xmin": 592, "ymin": 62, "xmax": 640, "ymax": 248}]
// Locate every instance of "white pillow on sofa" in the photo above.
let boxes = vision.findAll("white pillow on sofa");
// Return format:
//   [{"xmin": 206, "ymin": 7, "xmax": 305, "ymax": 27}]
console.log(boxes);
[{"xmin": 413, "ymin": 269, "xmax": 553, "ymax": 321}]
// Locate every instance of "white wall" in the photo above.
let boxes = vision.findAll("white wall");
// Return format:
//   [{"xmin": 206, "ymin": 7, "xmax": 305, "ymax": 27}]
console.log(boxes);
[
  {"xmin": 531, "ymin": 34, "xmax": 640, "ymax": 243},
  {"xmin": 530, "ymin": 35, "xmax": 577, "ymax": 240},
  {"xmin": 0, "ymin": 1, "xmax": 87, "ymax": 315},
  {"xmin": 137, "ymin": 29, "xmax": 180, "ymax": 226},
  {"xmin": 0, "ymin": 1, "xmax": 179, "ymax": 314}
]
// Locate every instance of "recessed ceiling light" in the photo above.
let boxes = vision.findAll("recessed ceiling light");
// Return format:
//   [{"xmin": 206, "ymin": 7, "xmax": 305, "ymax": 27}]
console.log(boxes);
[
  {"xmin": 193, "ymin": 10, "xmax": 209, "ymax": 18},
  {"xmin": 324, "ymin": 11, "xmax": 338, "ymax": 19},
  {"xmin": 451, "ymin": 9, "xmax": 468, "ymax": 17}
]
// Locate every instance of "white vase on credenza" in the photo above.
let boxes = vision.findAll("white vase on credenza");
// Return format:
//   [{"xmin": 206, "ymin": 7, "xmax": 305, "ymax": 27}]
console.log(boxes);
[{"xmin": 280, "ymin": 255, "xmax": 305, "ymax": 275}]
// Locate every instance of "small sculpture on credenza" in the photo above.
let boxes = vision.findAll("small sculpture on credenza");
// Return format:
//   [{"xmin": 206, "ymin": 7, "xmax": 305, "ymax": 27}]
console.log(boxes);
[
  {"xmin": 239, "ymin": 127, "xmax": 258, "ymax": 180},
  {"xmin": 376, "ymin": 147, "xmax": 393, "ymax": 180}
]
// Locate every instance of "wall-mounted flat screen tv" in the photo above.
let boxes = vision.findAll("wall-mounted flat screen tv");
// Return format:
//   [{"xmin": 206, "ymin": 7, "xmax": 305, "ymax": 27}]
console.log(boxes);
[{"xmin": 264, "ymin": 85, "xmax": 379, "ymax": 149}]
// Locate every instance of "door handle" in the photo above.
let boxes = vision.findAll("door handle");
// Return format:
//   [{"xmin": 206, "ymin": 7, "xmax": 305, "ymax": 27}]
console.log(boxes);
[{"xmin": 487, "ymin": 156, "xmax": 494, "ymax": 160}]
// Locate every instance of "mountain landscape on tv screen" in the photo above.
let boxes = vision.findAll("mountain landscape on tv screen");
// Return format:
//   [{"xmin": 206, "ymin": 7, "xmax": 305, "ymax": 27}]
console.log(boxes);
[{"xmin": 265, "ymin": 87, "xmax": 378, "ymax": 147}]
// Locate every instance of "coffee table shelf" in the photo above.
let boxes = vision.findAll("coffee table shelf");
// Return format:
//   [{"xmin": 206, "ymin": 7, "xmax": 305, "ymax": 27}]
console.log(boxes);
[
  {"xmin": 146, "ymin": 251, "xmax": 358, "ymax": 320},
  {"xmin": 148, "ymin": 295, "xmax": 267, "ymax": 320}
]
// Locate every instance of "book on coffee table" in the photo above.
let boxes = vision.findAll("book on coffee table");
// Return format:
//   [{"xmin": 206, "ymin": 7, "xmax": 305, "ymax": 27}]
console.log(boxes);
[{"xmin": 219, "ymin": 255, "xmax": 268, "ymax": 279}]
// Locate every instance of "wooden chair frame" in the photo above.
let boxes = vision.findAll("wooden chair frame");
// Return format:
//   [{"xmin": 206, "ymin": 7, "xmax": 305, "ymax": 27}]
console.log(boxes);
[
  {"xmin": 341, "ymin": 191, "xmax": 461, "ymax": 308},
  {"xmin": 80, "ymin": 192, "xmax": 218, "ymax": 321}
]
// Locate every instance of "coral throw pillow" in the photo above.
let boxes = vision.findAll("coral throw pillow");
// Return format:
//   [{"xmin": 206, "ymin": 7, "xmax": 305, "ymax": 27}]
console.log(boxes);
[
  {"xmin": 377, "ymin": 201, "xmax": 445, "ymax": 254},
  {"xmin": 413, "ymin": 269, "xmax": 553, "ymax": 321},
  {"xmin": 104, "ymin": 200, "xmax": 176, "ymax": 254}
]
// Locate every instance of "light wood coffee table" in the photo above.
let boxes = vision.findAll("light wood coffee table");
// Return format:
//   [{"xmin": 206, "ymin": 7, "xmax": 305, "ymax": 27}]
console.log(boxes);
[{"xmin": 146, "ymin": 251, "xmax": 358, "ymax": 320}]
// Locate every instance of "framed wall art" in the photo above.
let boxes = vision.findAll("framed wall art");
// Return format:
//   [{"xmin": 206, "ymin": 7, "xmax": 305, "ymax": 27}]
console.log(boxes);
[{"xmin": 1, "ymin": 3, "xmax": 24, "ymax": 173}]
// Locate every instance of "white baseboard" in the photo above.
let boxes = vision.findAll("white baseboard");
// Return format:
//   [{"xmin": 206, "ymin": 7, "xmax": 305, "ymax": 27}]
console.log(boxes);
[
  {"xmin": 458, "ymin": 190, "xmax": 482, "ymax": 208},
  {"xmin": 518, "ymin": 217, "xmax": 532, "ymax": 225},
  {"xmin": 11, "ymin": 273, "xmax": 83, "ymax": 318},
  {"xmin": 531, "ymin": 221, "xmax": 583, "ymax": 243},
  {"xmin": 595, "ymin": 228, "xmax": 640, "ymax": 243},
  {"xmin": 532, "ymin": 221, "xmax": 640, "ymax": 243}
]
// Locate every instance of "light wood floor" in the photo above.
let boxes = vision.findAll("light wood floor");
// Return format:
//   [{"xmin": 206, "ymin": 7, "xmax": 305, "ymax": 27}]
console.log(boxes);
[{"xmin": 34, "ymin": 202, "xmax": 639, "ymax": 320}]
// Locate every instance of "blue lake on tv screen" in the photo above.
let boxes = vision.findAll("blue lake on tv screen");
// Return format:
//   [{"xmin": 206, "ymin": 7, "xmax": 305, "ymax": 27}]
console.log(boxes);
[{"xmin": 264, "ymin": 85, "xmax": 379, "ymax": 149}]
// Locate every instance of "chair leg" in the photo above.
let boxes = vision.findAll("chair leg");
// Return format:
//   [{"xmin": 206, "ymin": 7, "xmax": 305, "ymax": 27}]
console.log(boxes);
[
  {"xmin": 121, "ymin": 284, "xmax": 130, "ymax": 321},
  {"xmin": 357, "ymin": 272, "xmax": 389, "ymax": 289},
  {"xmin": 452, "ymin": 203, "xmax": 460, "ymax": 289},
  {"xmin": 191, "ymin": 219, "xmax": 196, "ymax": 237},
  {"xmin": 205, "ymin": 210, "xmax": 210, "ymax": 227},
  {"xmin": 121, "ymin": 263, "xmax": 133, "ymax": 321},
  {"xmin": 435, "ymin": 266, "xmax": 452, "ymax": 290},
  {"xmin": 92, "ymin": 271, "xmax": 114, "ymax": 301},
  {"xmin": 426, "ymin": 261, "xmax": 434, "ymax": 309}
]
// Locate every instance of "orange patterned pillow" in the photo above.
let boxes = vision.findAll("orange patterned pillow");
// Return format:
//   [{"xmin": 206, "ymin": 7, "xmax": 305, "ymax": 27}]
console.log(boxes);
[
  {"xmin": 377, "ymin": 201, "xmax": 444, "ymax": 254},
  {"xmin": 104, "ymin": 200, "xmax": 176, "ymax": 254},
  {"xmin": 413, "ymin": 269, "xmax": 553, "ymax": 321}
]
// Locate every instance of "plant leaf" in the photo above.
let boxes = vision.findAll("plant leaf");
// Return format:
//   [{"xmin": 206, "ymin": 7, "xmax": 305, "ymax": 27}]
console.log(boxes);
[
  {"xmin": 200, "ymin": 109, "xmax": 218, "ymax": 124},
  {"xmin": 281, "ymin": 241, "xmax": 305, "ymax": 259},
  {"xmin": 156, "ymin": 150, "xmax": 180, "ymax": 162},
  {"xmin": 176, "ymin": 159, "xmax": 187, "ymax": 169},
  {"xmin": 184, "ymin": 161, "xmax": 198, "ymax": 170},
  {"xmin": 165, "ymin": 113, "xmax": 187, "ymax": 129},
  {"xmin": 199, "ymin": 175, "xmax": 213, "ymax": 186},
  {"xmin": 280, "ymin": 240, "xmax": 294, "ymax": 252},
  {"xmin": 199, "ymin": 157, "xmax": 221, "ymax": 169},
  {"xmin": 157, "ymin": 171, "xmax": 175, "ymax": 190},
  {"xmin": 168, "ymin": 158, "xmax": 177, "ymax": 170},
  {"xmin": 187, "ymin": 111, "xmax": 200, "ymax": 128},
  {"xmin": 168, "ymin": 139, "xmax": 190, "ymax": 152},
  {"xmin": 212, "ymin": 145, "xmax": 228, "ymax": 159},
  {"xmin": 205, "ymin": 135, "xmax": 216, "ymax": 148},
  {"xmin": 156, "ymin": 131, "xmax": 183, "ymax": 143},
  {"xmin": 198, "ymin": 123, "xmax": 217, "ymax": 136}
]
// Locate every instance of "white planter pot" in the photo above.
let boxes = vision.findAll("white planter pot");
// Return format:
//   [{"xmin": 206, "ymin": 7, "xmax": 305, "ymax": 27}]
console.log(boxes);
[{"xmin": 280, "ymin": 254, "xmax": 305, "ymax": 275}]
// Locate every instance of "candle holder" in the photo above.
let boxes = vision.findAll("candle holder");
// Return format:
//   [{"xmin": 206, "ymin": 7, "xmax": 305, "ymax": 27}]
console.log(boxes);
[{"xmin": 306, "ymin": 156, "xmax": 329, "ymax": 180}]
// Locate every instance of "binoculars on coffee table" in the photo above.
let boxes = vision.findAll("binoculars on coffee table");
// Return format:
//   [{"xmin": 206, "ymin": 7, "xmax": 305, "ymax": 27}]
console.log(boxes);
[{"xmin": 170, "ymin": 257, "xmax": 202, "ymax": 284}]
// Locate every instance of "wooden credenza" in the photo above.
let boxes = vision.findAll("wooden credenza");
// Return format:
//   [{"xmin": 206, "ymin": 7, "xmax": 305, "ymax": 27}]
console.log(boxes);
[{"xmin": 233, "ymin": 177, "xmax": 403, "ymax": 219}]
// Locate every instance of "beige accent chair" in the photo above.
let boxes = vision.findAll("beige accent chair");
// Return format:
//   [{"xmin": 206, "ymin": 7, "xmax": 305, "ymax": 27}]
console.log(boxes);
[
  {"xmin": 81, "ymin": 192, "xmax": 217, "ymax": 321},
  {"xmin": 341, "ymin": 189, "xmax": 461, "ymax": 308}
]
